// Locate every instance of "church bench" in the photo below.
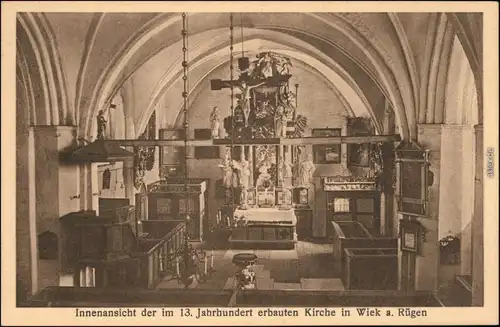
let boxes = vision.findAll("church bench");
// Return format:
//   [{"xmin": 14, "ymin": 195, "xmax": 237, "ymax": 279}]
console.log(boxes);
[
  {"xmin": 331, "ymin": 221, "xmax": 397, "ymax": 260},
  {"xmin": 343, "ymin": 248, "xmax": 398, "ymax": 290}
]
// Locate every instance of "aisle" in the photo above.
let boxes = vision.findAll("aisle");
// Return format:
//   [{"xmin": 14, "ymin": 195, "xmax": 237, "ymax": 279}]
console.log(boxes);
[{"xmin": 157, "ymin": 240, "xmax": 343, "ymax": 290}]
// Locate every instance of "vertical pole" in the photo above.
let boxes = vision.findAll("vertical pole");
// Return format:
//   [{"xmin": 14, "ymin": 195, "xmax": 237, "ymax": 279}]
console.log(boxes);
[
  {"xmin": 229, "ymin": 13, "xmax": 235, "ymax": 216},
  {"xmin": 180, "ymin": 12, "xmax": 191, "ymax": 287}
]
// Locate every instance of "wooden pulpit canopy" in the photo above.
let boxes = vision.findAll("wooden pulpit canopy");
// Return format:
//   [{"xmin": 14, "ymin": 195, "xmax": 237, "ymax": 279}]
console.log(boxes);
[{"xmin": 63, "ymin": 140, "xmax": 135, "ymax": 163}]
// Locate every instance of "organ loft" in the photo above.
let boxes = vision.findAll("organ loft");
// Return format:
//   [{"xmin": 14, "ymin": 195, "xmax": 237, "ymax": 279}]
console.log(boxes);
[{"xmin": 11, "ymin": 9, "xmax": 488, "ymax": 311}]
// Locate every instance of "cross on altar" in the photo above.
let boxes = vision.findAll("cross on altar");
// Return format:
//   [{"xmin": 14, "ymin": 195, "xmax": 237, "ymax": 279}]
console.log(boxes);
[{"xmin": 210, "ymin": 74, "xmax": 291, "ymax": 91}]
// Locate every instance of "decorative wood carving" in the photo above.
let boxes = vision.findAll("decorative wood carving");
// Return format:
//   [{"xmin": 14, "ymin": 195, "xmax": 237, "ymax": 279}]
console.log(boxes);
[
  {"xmin": 395, "ymin": 141, "xmax": 431, "ymax": 217},
  {"xmin": 134, "ymin": 111, "xmax": 156, "ymax": 189}
]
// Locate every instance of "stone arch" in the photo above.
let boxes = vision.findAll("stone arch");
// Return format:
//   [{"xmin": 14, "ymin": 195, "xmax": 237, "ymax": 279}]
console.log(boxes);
[
  {"xmin": 17, "ymin": 13, "xmax": 69, "ymax": 126},
  {"xmin": 444, "ymin": 35, "xmax": 478, "ymax": 126},
  {"xmin": 74, "ymin": 13, "xmax": 105, "ymax": 129},
  {"xmin": 446, "ymin": 13, "xmax": 482, "ymax": 123},
  {"xmin": 136, "ymin": 37, "xmax": 381, "ymax": 136},
  {"xmin": 169, "ymin": 55, "xmax": 360, "ymax": 130},
  {"xmin": 82, "ymin": 13, "xmax": 414, "ymax": 141}
]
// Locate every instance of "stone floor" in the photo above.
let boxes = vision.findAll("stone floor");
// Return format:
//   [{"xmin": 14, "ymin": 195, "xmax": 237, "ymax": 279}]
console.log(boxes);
[{"xmin": 157, "ymin": 240, "xmax": 344, "ymax": 291}]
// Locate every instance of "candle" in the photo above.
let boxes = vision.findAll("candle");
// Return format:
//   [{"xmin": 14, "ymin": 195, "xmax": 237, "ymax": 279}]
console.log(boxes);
[
  {"xmin": 204, "ymin": 258, "xmax": 208, "ymax": 275},
  {"xmin": 176, "ymin": 257, "xmax": 180, "ymax": 277},
  {"xmin": 211, "ymin": 251, "xmax": 214, "ymax": 269}
]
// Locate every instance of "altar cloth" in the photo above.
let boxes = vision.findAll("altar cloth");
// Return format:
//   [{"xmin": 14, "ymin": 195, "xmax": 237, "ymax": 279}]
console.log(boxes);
[{"xmin": 234, "ymin": 208, "xmax": 297, "ymax": 225}]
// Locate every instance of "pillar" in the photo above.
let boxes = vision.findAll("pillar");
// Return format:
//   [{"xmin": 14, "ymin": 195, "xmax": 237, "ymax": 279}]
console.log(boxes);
[
  {"xmin": 460, "ymin": 126, "xmax": 475, "ymax": 276},
  {"xmin": 16, "ymin": 124, "xmax": 38, "ymax": 302},
  {"xmin": 414, "ymin": 124, "xmax": 442, "ymax": 291},
  {"xmin": 28, "ymin": 126, "xmax": 80, "ymax": 292},
  {"xmin": 438, "ymin": 125, "xmax": 469, "ymax": 238},
  {"xmin": 383, "ymin": 100, "xmax": 396, "ymax": 236},
  {"xmin": 471, "ymin": 124, "xmax": 483, "ymax": 305},
  {"xmin": 248, "ymin": 145, "xmax": 254, "ymax": 187}
]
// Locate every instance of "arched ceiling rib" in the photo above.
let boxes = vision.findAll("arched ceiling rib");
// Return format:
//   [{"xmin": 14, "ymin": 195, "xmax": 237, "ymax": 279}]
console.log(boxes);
[
  {"xmin": 117, "ymin": 30, "xmax": 381, "ymax": 135},
  {"xmin": 72, "ymin": 12, "xmax": 415, "ymax": 140},
  {"xmin": 137, "ymin": 42, "xmax": 374, "ymax": 135},
  {"xmin": 39, "ymin": 12, "xmax": 483, "ymax": 141}
]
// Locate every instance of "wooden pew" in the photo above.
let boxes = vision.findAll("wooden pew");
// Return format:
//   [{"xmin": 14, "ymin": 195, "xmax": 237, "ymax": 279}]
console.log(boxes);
[
  {"xmin": 330, "ymin": 221, "xmax": 398, "ymax": 275},
  {"xmin": 343, "ymin": 248, "xmax": 398, "ymax": 290},
  {"xmin": 23, "ymin": 287, "xmax": 443, "ymax": 307},
  {"xmin": 23, "ymin": 287, "xmax": 234, "ymax": 307}
]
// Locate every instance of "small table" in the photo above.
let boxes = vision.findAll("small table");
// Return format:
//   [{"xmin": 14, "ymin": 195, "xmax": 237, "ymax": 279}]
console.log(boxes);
[{"xmin": 232, "ymin": 253, "xmax": 258, "ymax": 290}]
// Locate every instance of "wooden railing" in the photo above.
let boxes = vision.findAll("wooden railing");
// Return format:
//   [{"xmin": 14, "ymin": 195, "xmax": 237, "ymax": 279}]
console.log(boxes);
[{"xmin": 137, "ymin": 220, "xmax": 186, "ymax": 289}]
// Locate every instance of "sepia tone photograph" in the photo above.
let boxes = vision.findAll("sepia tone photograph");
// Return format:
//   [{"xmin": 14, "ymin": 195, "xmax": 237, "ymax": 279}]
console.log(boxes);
[{"xmin": 2, "ymin": 1, "xmax": 499, "ymax": 325}]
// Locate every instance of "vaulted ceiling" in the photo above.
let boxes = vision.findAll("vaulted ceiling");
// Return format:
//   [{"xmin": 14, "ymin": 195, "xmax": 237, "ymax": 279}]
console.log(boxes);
[{"xmin": 16, "ymin": 12, "xmax": 483, "ymax": 141}]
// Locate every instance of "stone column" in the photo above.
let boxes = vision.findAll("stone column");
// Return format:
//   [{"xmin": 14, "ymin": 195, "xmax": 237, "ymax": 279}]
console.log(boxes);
[
  {"xmin": 438, "ymin": 125, "xmax": 467, "ymax": 239},
  {"xmin": 471, "ymin": 124, "xmax": 483, "ymax": 305},
  {"xmin": 248, "ymin": 145, "xmax": 254, "ymax": 187},
  {"xmin": 382, "ymin": 101, "xmax": 396, "ymax": 236},
  {"xmin": 16, "ymin": 125, "xmax": 38, "ymax": 301},
  {"xmin": 414, "ymin": 124, "xmax": 442, "ymax": 291},
  {"xmin": 460, "ymin": 126, "xmax": 475, "ymax": 276},
  {"xmin": 28, "ymin": 126, "xmax": 80, "ymax": 292}
]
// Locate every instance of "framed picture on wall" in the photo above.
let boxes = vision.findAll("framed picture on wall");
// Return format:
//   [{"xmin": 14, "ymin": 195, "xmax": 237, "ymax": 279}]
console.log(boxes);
[
  {"xmin": 312, "ymin": 128, "xmax": 341, "ymax": 164},
  {"xmin": 159, "ymin": 129, "xmax": 185, "ymax": 166},
  {"xmin": 194, "ymin": 129, "xmax": 220, "ymax": 159},
  {"xmin": 399, "ymin": 218, "xmax": 425, "ymax": 254}
]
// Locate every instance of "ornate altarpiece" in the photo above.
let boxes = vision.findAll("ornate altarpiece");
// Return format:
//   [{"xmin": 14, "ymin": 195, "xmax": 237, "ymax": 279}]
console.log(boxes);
[{"xmin": 212, "ymin": 52, "xmax": 305, "ymax": 210}]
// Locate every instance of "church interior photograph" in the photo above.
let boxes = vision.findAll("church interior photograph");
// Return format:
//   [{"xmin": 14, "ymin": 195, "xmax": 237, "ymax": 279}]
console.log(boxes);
[{"xmin": 14, "ymin": 11, "xmax": 484, "ymax": 307}]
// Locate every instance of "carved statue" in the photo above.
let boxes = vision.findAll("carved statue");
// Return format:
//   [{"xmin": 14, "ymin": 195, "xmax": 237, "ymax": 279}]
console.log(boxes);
[
  {"xmin": 276, "ymin": 57, "xmax": 292, "ymax": 75},
  {"xmin": 96, "ymin": 110, "xmax": 107, "ymax": 140},
  {"xmin": 252, "ymin": 52, "xmax": 292, "ymax": 78},
  {"xmin": 252, "ymin": 52, "xmax": 274, "ymax": 78},
  {"xmin": 298, "ymin": 154, "xmax": 316, "ymax": 187},
  {"xmin": 209, "ymin": 106, "xmax": 220, "ymax": 139},
  {"xmin": 234, "ymin": 81, "xmax": 266, "ymax": 126},
  {"xmin": 282, "ymin": 158, "xmax": 293, "ymax": 186},
  {"xmin": 218, "ymin": 150, "xmax": 235, "ymax": 188},
  {"xmin": 274, "ymin": 106, "xmax": 287, "ymax": 138},
  {"xmin": 256, "ymin": 157, "xmax": 272, "ymax": 187},
  {"xmin": 233, "ymin": 154, "xmax": 251, "ymax": 209},
  {"xmin": 235, "ymin": 80, "xmax": 266, "ymax": 103},
  {"xmin": 237, "ymin": 157, "xmax": 251, "ymax": 190}
]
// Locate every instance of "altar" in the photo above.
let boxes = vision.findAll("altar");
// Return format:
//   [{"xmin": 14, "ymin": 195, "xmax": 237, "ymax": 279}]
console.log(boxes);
[
  {"xmin": 210, "ymin": 51, "xmax": 315, "ymax": 250},
  {"xmin": 229, "ymin": 208, "xmax": 297, "ymax": 249}
]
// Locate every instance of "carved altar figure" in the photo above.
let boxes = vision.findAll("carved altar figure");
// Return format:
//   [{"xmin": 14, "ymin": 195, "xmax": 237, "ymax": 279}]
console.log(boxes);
[
  {"xmin": 253, "ymin": 52, "xmax": 274, "ymax": 78},
  {"xmin": 282, "ymin": 158, "xmax": 293, "ymax": 187},
  {"xmin": 218, "ymin": 150, "xmax": 235, "ymax": 188},
  {"xmin": 298, "ymin": 154, "xmax": 316, "ymax": 187},
  {"xmin": 274, "ymin": 106, "xmax": 287, "ymax": 138},
  {"xmin": 282, "ymin": 91, "xmax": 296, "ymax": 117},
  {"xmin": 96, "ymin": 110, "xmax": 107, "ymax": 140},
  {"xmin": 233, "ymin": 154, "xmax": 251, "ymax": 209},
  {"xmin": 276, "ymin": 56, "xmax": 292, "ymax": 75},
  {"xmin": 256, "ymin": 156, "xmax": 272, "ymax": 187},
  {"xmin": 209, "ymin": 106, "xmax": 220, "ymax": 139},
  {"xmin": 235, "ymin": 80, "xmax": 265, "ymax": 126}
]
